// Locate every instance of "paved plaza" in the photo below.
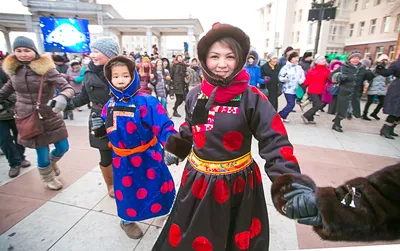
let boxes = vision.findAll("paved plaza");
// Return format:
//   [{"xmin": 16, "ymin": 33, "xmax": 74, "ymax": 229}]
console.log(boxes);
[{"xmin": 0, "ymin": 97, "xmax": 400, "ymax": 251}]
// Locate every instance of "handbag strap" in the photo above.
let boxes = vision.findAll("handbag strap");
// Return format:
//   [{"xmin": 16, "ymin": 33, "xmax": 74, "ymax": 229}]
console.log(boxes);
[{"xmin": 36, "ymin": 75, "xmax": 44, "ymax": 108}]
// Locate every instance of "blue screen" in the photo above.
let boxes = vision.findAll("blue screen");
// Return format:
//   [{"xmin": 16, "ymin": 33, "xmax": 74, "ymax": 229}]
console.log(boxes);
[{"xmin": 40, "ymin": 17, "xmax": 91, "ymax": 53}]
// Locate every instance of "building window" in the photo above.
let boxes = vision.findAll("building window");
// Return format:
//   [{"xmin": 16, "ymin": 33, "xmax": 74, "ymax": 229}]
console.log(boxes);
[
  {"xmin": 375, "ymin": 46, "xmax": 384, "ymax": 59},
  {"xmin": 359, "ymin": 21, "xmax": 365, "ymax": 36},
  {"xmin": 374, "ymin": 0, "xmax": 381, "ymax": 5},
  {"xmin": 362, "ymin": 0, "xmax": 369, "ymax": 9},
  {"xmin": 267, "ymin": 4, "xmax": 272, "ymax": 14},
  {"xmin": 364, "ymin": 48, "xmax": 370, "ymax": 58},
  {"xmin": 292, "ymin": 32, "xmax": 295, "ymax": 43},
  {"xmin": 294, "ymin": 11, "xmax": 296, "ymax": 23},
  {"xmin": 370, "ymin": 19, "xmax": 377, "ymax": 34},
  {"xmin": 266, "ymin": 22, "xmax": 270, "ymax": 31},
  {"xmin": 307, "ymin": 23, "xmax": 315, "ymax": 44},
  {"xmin": 354, "ymin": 0, "xmax": 359, "ymax": 11},
  {"xmin": 265, "ymin": 39, "xmax": 269, "ymax": 48},
  {"xmin": 296, "ymin": 31, "xmax": 300, "ymax": 42},
  {"xmin": 299, "ymin": 9, "xmax": 302, "ymax": 21},
  {"xmin": 382, "ymin": 16, "xmax": 391, "ymax": 32},
  {"xmin": 395, "ymin": 14, "xmax": 400, "ymax": 32},
  {"xmin": 349, "ymin": 23, "xmax": 354, "ymax": 37},
  {"xmin": 389, "ymin": 45, "xmax": 395, "ymax": 60}
]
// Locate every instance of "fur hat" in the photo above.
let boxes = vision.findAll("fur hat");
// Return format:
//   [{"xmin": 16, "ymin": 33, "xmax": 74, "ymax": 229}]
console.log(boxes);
[
  {"xmin": 303, "ymin": 52, "xmax": 313, "ymax": 59},
  {"xmin": 288, "ymin": 51, "xmax": 299, "ymax": 63},
  {"xmin": 377, "ymin": 54, "xmax": 389, "ymax": 62},
  {"xmin": 13, "ymin": 36, "xmax": 38, "ymax": 55},
  {"xmin": 90, "ymin": 37, "xmax": 120, "ymax": 59},
  {"xmin": 197, "ymin": 22, "xmax": 250, "ymax": 87},
  {"xmin": 348, "ymin": 52, "xmax": 362, "ymax": 61},
  {"xmin": 315, "ymin": 56, "xmax": 326, "ymax": 65},
  {"xmin": 52, "ymin": 55, "xmax": 65, "ymax": 63}
]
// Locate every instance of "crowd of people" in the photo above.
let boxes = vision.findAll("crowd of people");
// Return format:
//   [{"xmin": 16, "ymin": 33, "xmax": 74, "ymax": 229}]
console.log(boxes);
[{"xmin": 0, "ymin": 22, "xmax": 400, "ymax": 250}]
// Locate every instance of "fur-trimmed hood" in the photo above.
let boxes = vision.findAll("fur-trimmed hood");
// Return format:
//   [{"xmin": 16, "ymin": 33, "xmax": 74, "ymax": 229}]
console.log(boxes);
[
  {"xmin": 2, "ymin": 54, "xmax": 55, "ymax": 77},
  {"xmin": 246, "ymin": 50, "xmax": 259, "ymax": 66}
]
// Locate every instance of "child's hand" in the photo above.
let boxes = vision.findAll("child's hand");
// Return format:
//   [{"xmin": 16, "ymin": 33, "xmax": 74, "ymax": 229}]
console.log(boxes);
[
  {"xmin": 164, "ymin": 151, "xmax": 179, "ymax": 165},
  {"xmin": 150, "ymin": 74, "xmax": 155, "ymax": 79}
]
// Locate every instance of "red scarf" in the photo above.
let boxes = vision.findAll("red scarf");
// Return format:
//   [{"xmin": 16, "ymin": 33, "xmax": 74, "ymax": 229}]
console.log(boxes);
[{"xmin": 201, "ymin": 69, "xmax": 249, "ymax": 104}]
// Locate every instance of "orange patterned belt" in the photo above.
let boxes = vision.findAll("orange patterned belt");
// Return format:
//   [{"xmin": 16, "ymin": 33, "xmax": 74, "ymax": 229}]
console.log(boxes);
[
  {"xmin": 108, "ymin": 136, "xmax": 157, "ymax": 157},
  {"xmin": 188, "ymin": 151, "xmax": 252, "ymax": 175}
]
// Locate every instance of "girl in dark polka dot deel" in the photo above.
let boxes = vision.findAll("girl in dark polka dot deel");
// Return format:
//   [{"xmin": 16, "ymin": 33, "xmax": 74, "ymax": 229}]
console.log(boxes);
[
  {"xmin": 152, "ymin": 23, "xmax": 319, "ymax": 251},
  {"xmin": 90, "ymin": 56, "xmax": 177, "ymax": 239}
]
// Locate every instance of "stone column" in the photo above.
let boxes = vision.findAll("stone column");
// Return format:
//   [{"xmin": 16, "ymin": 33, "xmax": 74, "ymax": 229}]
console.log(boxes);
[
  {"xmin": 3, "ymin": 31, "xmax": 12, "ymax": 53},
  {"xmin": 146, "ymin": 27, "xmax": 152, "ymax": 56},
  {"xmin": 194, "ymin": 34, "xmax": 199, "ymax": 58},
  {"xmin": 187, "ymin": 27, "xmax": 194, "ymax": 58},
  {"xmin": 34, "ymin": 26, "xmax": 45, "ymax": 54}
]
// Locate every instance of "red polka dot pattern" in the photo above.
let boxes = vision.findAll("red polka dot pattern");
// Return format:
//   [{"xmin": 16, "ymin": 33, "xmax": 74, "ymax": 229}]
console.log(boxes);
[
  {"xmin": 233, "ymin": 176, "xmax": 246, "ymax": 194},
  {"xmin": 130, "ymin": 156, "xmax": 142, "ymax": 167},
  {"xmin": 126, "ymin": 208, "xmax": 137, "ymax": 217},
  {"xmin": 192, "ymin": 236, "xmax": 213, "ymax": 251},
  {"xmin": 151, "ymin": 203, "xmax": 162, "ymax": 213},
  {"xmin": 168, "ymin": 180, "xmax": 174, "ymax": 192},
  {"xmin": 147, "ymin": 168, "xmax": 156, "ymax": 180},
  {"xmin": 126, "ymin": 121, "xmax": 137, "ymax": 134},
  {"xmin": 250, "ymin": 218, "xmax": 261, "ymax": 239},
  {"xmin": 193, "ymin": 131, "xmax": 206, "ymax": 149},
  {"xmin": 235, "ymin": 231, "xmax": 250, "ymax": 250},
  {"xmin": 271, "ymin": 114, "xmax": 288, "ymax": 136},
  {"xmin": 213, "ymin": 179, "xmax": 230, "ymax": 204},
  {"xmin": 161, "ymin": 181, "xmax": 168, "ymax": 194},
  {"xmin": 167, "ymin": 125, "xmax": 175, "ymax": 132},
  {"xmin": 152, "ymin": 125, "xmax": 161, "ymax": 136},
  {"xmin": 254, "ymin": 163, "xmax": 262, "ymax": 184},
  {"xmin": 181, "ymin": 169, "xmax": 189, "ymax": 187},
  {"xmin": 156, "ymin": 103, "xmax": 166, "ymax": 114},
  {"xmin": 222, "ymin": 131, "xmax": 244, "ymax": 151},
  {"xmin": 139, "ymin": 105, "xmax": 148, "ymax": 118},
  {"xmin": 280, "ymin": 146, "xmax": 299, "ymax": 164},
  {"xmin": 168, "ymin": 224, "xmax": 182, "ymax": 247},
  {"xmin": 136, "ymin": 188, "xmax": 148, "ymax": 199},
  {"xmin": 122, "ymin": 176, "xmax": 133, "ymax": 187},
  {"xmin": 248, "ymin": 172, "xmax": 254, "ymax": 189},
  {"xmin": 112, "ymin": 157, "xmax": 121, "ymax": 168},
  {"xmin": 250, "ymin": 85, "xmax": 268, "ymax": 100},
  {"xmin": 118, "ymin": 140, "xmax": 126, "ymax": 149},
  {"xmin": 151, "ymin": 150, "xmax": 163, "ymax": 162},
  {"xmin": 192, "ymin": 177, "xmax": 207, "ymax": 199},
  {"xmin": 115, "ymin": 190, "xmax": 123, "ymax": 201}
]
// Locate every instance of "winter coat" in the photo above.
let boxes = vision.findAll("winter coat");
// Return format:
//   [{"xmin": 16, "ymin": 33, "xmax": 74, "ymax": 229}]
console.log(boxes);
[
  {"xmin": 170, "ymin": 62, "xmax": 188, "ymax": 95},
  {"xmin": 0, "ymin": 55, "xmax": 74, "ymax": 148},
  {"xmin": 138, "ymin": 64, "xmax": 152, "ymax": 95},
  {"xmin": 72, "ymin": 61, "xmax": 111, "ymax": 150},
  {"xmin": 66, "ymin": 65, "xmax": 82, "ymax": 94},
  {"xmin": 299, "ymin": 59, "xmax": 312, "ymax": 74},
  {"xmin": 73, "ymin": 66, "xmax": 87, "ymax": 84},
  {"xmin": 278, "ymin": 62, "xmax": 305, "ymax": 95},
  {"xmin": 245, "ymin": 50, "xmax": 264, "ymax": 87},
  {"xmin": 366, "ymin": 73, "xmax": 390, "ymax": 96},
  {"xmin": 272, "ymin": 163, "xmax": 400, "ymax": 242},
  {"xmin": 151, "ymin": 68, "xmax": 170, "ymax": 98},
  {"xmin": 278, "ymin": 56, "xmax": 287, "ymax": 67},
  {"xmin": 377, "ymin": 57, "xmax": 400, "ymax": 117},
  {"xmin": 261, "ymin": 62, "xmax": 281, "ymax": 110},
  {"xmin": 303, "ymin": 65, "xmax": 330, "ymax": 95},
  {"xmin": 0, "ymin": 61, "xmax": 16, "ymax": 121},
  {"xmin": 186, "ymin": 66, "xmax": 202, "ymax": 86}
]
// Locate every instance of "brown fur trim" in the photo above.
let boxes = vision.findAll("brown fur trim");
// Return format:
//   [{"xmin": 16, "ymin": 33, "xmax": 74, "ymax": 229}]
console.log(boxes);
[
  {"xmin": 314, "ymin": 163, "xmax": 400, "ymax": 242},
  {"xmin": 271, "ymin": 173, "xmax": 316, "ymax": 216},
  {"xmin": 164, "ymin": 134, "xmax": 192, "ymax": 160},
  {"xmin": 2, "ymin": 54, "xmax": 55, "ymax": 76}
]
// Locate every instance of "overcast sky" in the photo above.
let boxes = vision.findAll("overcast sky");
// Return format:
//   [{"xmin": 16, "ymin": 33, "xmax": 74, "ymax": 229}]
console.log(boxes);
[{"xmin": 1, "ymin": 0, "xmax": 263, "ymax": 51}]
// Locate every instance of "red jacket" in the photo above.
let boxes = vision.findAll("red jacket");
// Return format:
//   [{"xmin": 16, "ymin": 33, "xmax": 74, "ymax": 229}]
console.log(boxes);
[{"xmin": 303, "ymin": 65, "xmax": 330, "ymax": 94}]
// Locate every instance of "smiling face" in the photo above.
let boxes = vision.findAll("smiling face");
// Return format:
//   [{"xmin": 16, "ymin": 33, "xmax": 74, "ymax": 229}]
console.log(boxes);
[
  {"xmin": 90, "ymin": 48, "xmax": 109, "ymax": 66},
  {"xmin": 111, "ymin": 64, "xmax": 132, "ymax": 90},
  {"xmin": 205, "ymin": 41, "xmax": 237, "ymax": 79},
  {"xmin": 248, "ymin": 57, "xmax": 254, "ymax": 65},
  {"xmin": 14, "ymin": 47, "xmax": 36, "ymax": 62},
  {"xmin": 350, "ymin": 57, "xmax": 360, "ymax": 65}
]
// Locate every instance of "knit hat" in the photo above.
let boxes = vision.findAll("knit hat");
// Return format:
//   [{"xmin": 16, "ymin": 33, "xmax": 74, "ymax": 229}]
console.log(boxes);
[
  {"xmin": 303, "ymin": 52, "xmax": 313, "ymax": 59},
  {"xmin": 13, "ymin": 36, "xmax": 38, "ymax": 54},
  {"xmin": 267, "ymin": 52, "xmax": 278, "ymax": 60},
  {"xmin": 90, "ymin": 37, "xmax": 120, "ymax": 59},
  {"xmin": 142, "ymin": 56, "xmax": 150, "ymax": 62},
  {"xmin": 377, "ymin": 54, "xmax": 389, "ymax": 62},
  {"xmin": 52, "ymin": 55, "xmax": 65, "ymax": 63},
  {"xmin": 348, "ymin": 52, "xmax": 362, "ymax": 61},
  {"xmin": 361, "ymin": 58, "xmax": 371, "ymax": 68},
  {"xmin": 288, "ymin": 51, "xmax": 299, "ymax": 62},
  {"xmin": 248, "ymin": 54, "xmax": 255, "ymax": 60},
  {"xmin": 315, "ymin": 56, "xmax": 326, "ymax": 65}
]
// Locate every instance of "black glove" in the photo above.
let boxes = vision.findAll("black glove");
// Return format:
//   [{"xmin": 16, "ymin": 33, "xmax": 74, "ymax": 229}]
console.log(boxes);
[
  {"xmin": 90, "ymin": 113, "xmax": 106, "ymax": 138},
  {"xmin": 164, "ymin": 151, "xmax": 179, "ymax": 165},
  {"xmin": 283, "ymin": 183, "xmax": 322, "ymax": 226},
  {"xmin": 64, "ymin": 99, "xmax": 76, "ymax": 111},
  {"xmin": 338, "ymin": 74, "xmax": 348, "ymax": 82}
]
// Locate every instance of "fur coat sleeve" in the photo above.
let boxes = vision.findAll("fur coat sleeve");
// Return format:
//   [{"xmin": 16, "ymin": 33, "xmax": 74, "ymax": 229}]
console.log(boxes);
[{"xmin": 313, "ymin": 163, "xmax": 400, "ymax": 242}]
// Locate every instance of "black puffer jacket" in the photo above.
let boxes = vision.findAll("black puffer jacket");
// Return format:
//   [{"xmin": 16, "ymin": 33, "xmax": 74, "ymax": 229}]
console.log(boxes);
[
  {"xmin": 71, "ymin": 61, "xmax": 111, "ymax": 150},
  {"xmin": 170, "ymin": 62, "xmax": 187, "ymax": 95},
  {"xmin": 0, "ymin": 61, "xmax": 15, "ymax": 121},
  {"xmin": 377, "ymin": 56, "xmax": 400, "ymax": 117}
]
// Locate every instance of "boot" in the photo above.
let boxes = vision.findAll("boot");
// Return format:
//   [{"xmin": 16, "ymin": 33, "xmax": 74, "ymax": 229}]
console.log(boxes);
[
  {"xmin": 370, "ymin": 113, "xmax": 380, "ymax": 120},
  {"xmin": 380, "ymin": 124, "xmax": 395, "ymax": 139},
  {"xmin": 332, "ymin": 117, "xmax": 343, "ymax": 133},
  {"xmin": 120, "ymin": 222, "xmax": 143, "ymax": 239},
  {"xmin": 8, "ymin": 166, "xmax": 21, "ymax": 178},
  {"xmin": 100, "ymin": 165, "xmax": 115, "ymax": 198},
  {"xmin": 50, "ymin": 154, "xmax": 61, "ymax": 176},
  {"xmin": 38, "ymin": 165, "xmax": 63, "ymax": 190},
  {"xmin": 389, "ymin": 124, "xmax": 399, "ymax": 137},
  {"xmin": 362, "ymin": 115, "xmax": 372, "ymax": 121},
  {"xmin": 173, "ymin": 110, "xmax": 181, "ymax": 118}
]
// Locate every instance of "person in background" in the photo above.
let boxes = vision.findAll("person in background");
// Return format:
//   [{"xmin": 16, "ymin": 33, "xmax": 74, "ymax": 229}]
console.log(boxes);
[
  {"xmin": 53, "ymin": 55, "xmax": 71, "ymax": 119},
  {"xmin": 278, "ymin": 51, "xmax": 305, "ymax": 123},
  {"xmin": 186, "ymin": 58, "xmax": 203, "ymax": 87},
  {"xmin": 0, "ymin": 36, "xmax": 74, "ymax": 189},
  {"xmin": 278, "ymin": 46, "xmax": 294, "ymax": 67},
  {"xmin": 244, "ymin": 50, "xmax": 266, "ymax": 95},
  {"xmin": 170, "ymin": 54, "xmax": 188, "ymax": 117},
  {"xmin": 0, "ymin": 60, "xmax": 31, "ymax": 178},
  {"xmin": 325, "ymin": 60, "xmax": 343, "ymax": 115},
  {"xmin": 261, "ymin": 52, "xmax": 281, "ymax": 110},
  {"xmin": 297, "ymin": 52, "xmax": 313, "ymax": 110},
  {"xmin": 162, "ymin": 58, "xmax": 174, "ymax": 100},
  {"xmin": 301, "ymin": 56, "xmax": 330, "ymax": 124},
  {"xmin": 151, "ymin": 59, "xmax": 171, "ymax": 113},
  {"xmin": 65, "ymin": 60, "xmax": 82, "ymax": 118},
  {"xmin": 138, "ymin": 56, "xmax": 153, "ymax": 95}
]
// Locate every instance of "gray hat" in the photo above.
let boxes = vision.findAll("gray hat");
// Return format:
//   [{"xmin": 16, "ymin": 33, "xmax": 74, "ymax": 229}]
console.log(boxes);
[
  {"xmin": 267, "ymin": 52, "xmax": 278, "ymax": 60},
  {"xmin": 90, "ymin": 37, "xmax": 120, "ymax": 59},
  {"xmin": 348, "ymin": 52, "xmax": 362, "ymax": 60},
  {"xmin": 315, "ymin": 56, "xmax": 326, "ymax": 65},
  {"xmin": 13, "ymin": 36, "xmax": 38, "ymax": 54},
  {"xmin": 361, "ymin": 58, "xmax": 371, "ymax": 68}
]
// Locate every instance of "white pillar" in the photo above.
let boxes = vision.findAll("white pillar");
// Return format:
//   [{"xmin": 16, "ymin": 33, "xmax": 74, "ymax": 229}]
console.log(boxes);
[
  {"xmin": 117, "ymin": 34, "xmax": 123, "ymax": 53},
  {"xmin": 34, "ymin": 27, "xmax": 44, "ymax": 54},
  {"xmin": 194, "ymin": 35, "xmax": 199, "ymax": 58},
  {"xmin": 187, "ymin": 27, "xmax": 194, "ymax": 58},
  {"xmin": 3, "ymin": 31, "xmax": 12, "ymax": 53},
  {"xmin": 146, "ymin": 27, "xmax": 152, "ymax": 56}
]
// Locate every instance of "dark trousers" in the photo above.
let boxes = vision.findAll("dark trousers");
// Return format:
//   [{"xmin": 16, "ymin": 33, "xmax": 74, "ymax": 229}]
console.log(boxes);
[
  {"xmin": 303, "ymin": 94, "xmax": 323, "ymax": 121},
  {"xmin": 173, "ymin": 94, "xmax": 185, "ymax": 111},
  {"xmin": 99, "ymin": 149, "xmax": 113, "ymax": 167},
  {"xmin": 279, "ymin": 94, "xmax": 296, "ymax": 119},
  {"xmin": 386, "ymin": 115, "xmax": 400, "ymax": 123},
  {"xmin": 363, "ymin": 95, "xmax": 385, "ymax": 116},
  {"xmin": 0, "ymin": 119, "xmax": 25, "ymax": 168}
]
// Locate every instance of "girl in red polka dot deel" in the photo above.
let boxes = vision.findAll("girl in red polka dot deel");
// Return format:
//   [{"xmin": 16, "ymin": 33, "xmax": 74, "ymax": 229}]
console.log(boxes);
[
  {"xmin": 91, "ymin": 56, "xmax": 177, "ymax": 239},
  {"xmin": 152, "ymin": 24, "xmax": 317, "ymax": 251}
]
